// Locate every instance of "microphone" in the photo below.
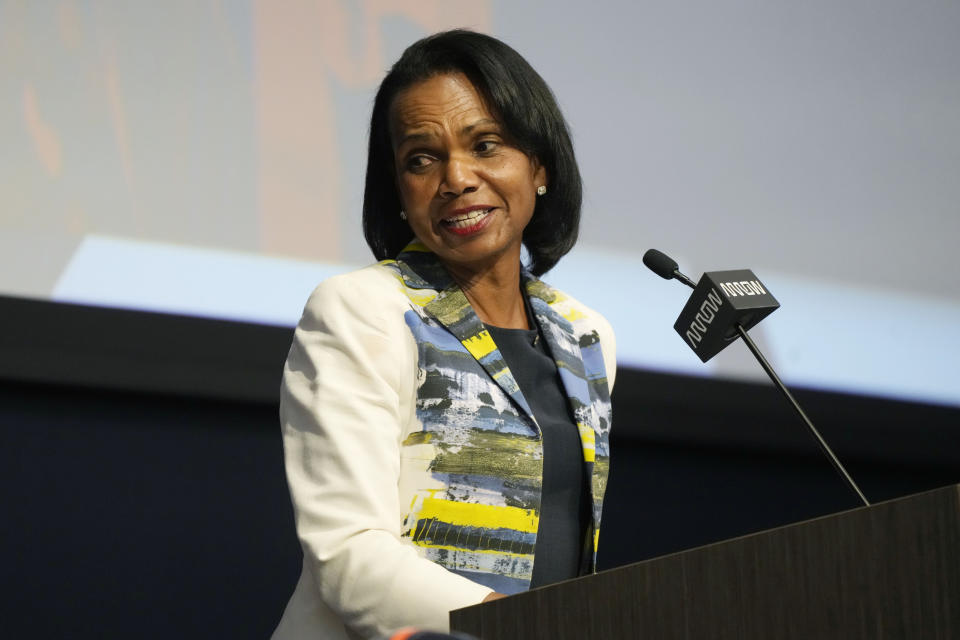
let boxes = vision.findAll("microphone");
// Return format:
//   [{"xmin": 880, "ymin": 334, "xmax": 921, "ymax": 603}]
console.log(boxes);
[
  {"xmin": 644, "ymin": 249, "xmax": 870, "ymax": 507},
  {"xmin": 642, "ymin": 250, "xmax": 781, "ymax": 362},
  {"xmin": 642, "ymin": 249, "xmax": 697, "ymax": 288}
]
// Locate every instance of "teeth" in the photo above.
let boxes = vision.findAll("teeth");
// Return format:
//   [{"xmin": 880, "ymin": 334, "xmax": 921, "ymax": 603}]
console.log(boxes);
[{"xmin": 445, "ymin": 208, "xmax": 492, "ymax": 228}]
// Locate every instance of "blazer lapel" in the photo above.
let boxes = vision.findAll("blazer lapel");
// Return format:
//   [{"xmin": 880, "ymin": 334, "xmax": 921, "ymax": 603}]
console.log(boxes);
[
  {"xmin": 393, "ymin": 245, "xmax": 538, "ymax": 431},
  {"xmin": 526, "ymin": 276, "xmax": 609, "ymax": 568},
  {"xmin": 424, "ymin": 286, "xmax": 538, "ymax": 430},
  {"xmin": 524, "ymin": 277, "xmax": 599, "ymax": 467}
]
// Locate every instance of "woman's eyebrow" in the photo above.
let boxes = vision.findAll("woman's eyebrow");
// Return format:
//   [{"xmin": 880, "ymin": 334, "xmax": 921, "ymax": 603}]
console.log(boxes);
[
  {"xmin": 397, "ymin": 130, "xmax": 435, "ymax": 147},
  {"xmin": 462, "ymin": 118, "xmax": 499, "ymax": 134},
  {"xmin": 396, "ymin": 118, "xmax": 500, "ymax": 148}
]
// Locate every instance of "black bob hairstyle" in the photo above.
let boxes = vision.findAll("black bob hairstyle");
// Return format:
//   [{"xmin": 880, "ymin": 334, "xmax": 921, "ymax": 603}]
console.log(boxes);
[{"xmin": 362, "ymin": 29, "xmax": 582, "ymax": 276}]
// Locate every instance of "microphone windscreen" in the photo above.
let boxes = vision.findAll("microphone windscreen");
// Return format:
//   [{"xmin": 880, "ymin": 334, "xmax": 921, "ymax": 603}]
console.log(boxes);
[{"xmin": 643, "ymin": 249, "xmax": 679, "ymax": 280}]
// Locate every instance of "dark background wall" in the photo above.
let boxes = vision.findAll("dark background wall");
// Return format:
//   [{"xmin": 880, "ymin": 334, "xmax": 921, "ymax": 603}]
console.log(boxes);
[{"xmin": 2, "ymin": 296, "xmax": 958, "ymax": 638}]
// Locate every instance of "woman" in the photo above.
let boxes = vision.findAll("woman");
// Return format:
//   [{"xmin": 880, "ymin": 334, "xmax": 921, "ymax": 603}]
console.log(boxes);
[{"xmin": 272, "ymin": 30, "xmax": 615, "ymax": 640}]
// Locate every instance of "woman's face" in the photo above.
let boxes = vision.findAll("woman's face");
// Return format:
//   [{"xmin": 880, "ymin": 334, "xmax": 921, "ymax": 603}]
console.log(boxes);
[{"xmin": 390, "ymin": 73, "xmax": 546, "ymax": 276}]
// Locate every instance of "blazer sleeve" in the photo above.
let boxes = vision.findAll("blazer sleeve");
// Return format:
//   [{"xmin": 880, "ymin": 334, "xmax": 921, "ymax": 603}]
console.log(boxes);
[{"xmin": 280, "ymin": 266, "xmax": 493, "ymax": 638}]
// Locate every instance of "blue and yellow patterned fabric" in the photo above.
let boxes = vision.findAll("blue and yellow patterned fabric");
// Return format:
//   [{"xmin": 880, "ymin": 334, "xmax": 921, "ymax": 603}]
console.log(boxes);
[{"xmin": 382, "ymin": 242, "xmax": 614, "ymax": 595}]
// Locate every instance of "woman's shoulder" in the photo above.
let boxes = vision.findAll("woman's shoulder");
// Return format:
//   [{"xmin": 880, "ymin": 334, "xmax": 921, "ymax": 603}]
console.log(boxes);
[
  {"xmin": 531, "ymin": 279, "xmax": 614, "ymax": 341},
  {"xmin": 297, "ymin": 262, "xmax": 410, "ymax": 328},
  {"xmin": 310, "ymin": 261, "xmax": 404, "ymax": 293}
]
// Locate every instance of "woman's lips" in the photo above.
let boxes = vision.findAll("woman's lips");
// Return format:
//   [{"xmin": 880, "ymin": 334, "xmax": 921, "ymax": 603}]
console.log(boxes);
[{"xmin": 441, "ymin": 207, "xmax": 495, "ymax": 235}]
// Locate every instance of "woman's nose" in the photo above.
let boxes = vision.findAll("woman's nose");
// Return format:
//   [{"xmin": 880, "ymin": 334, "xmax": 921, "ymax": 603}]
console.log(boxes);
[{"xmin": 439, "ymin": 154, "xmax": 479, "ymax": 197}]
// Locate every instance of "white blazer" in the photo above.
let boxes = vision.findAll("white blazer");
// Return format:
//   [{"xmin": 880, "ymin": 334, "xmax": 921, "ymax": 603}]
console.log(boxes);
[{"xmin": 272, "ymin": 247, "xmax": 616, "ymax": 639}]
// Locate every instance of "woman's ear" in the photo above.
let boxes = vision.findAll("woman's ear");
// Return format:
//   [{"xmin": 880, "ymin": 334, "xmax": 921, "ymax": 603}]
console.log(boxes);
[{"xmin": 532, "ymin": 157, "xmax": 547, "ymax": 192}]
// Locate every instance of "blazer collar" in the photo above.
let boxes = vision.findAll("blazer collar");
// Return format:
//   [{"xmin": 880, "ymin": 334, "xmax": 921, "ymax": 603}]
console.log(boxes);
[{"xmin": 392, "ymin": 243, "xmax": 594, "ymax": 446}]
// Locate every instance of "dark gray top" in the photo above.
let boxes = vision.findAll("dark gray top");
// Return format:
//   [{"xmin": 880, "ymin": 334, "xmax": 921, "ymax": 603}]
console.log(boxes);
[{"xmin": 486, "ymin": 320, "xmax": 591, "ymax": 588}]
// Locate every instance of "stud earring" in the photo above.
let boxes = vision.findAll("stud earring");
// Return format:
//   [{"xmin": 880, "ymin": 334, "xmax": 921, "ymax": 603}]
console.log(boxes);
[
  {"xmin": 536, "ymin": 185, "xmax": 547, "ymax": 196},
  {"xmin": 400, "ymin": 210, "xmax": 407, "ymax": 221}
]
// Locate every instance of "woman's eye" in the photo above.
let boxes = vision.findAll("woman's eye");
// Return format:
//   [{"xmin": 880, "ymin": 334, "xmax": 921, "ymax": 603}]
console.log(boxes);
[
  {"xmin": 406, "ymin": 155, "xmax": 433, "ymax": 170},
  {"xmin": 475, "ymin": 140, "xmax": 498, "ymax": 154}
]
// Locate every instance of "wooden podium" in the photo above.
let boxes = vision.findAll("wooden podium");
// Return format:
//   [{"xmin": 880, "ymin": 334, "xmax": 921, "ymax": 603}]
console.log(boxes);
[{"xmin": 451, "ymin": 484, "xmax": 960, "ymax": 639}]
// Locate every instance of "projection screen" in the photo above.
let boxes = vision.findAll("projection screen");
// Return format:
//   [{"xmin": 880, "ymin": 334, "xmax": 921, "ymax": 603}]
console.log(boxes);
[{"xmin": 2, "ymin": 0, "xmax": 958, "ymax": 407}]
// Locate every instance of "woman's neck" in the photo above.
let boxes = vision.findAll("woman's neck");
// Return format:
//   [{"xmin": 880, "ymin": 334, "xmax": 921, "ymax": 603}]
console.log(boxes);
[{"xmin": 443, "ymin": 257, "xmax": 529, "ymax": 330}]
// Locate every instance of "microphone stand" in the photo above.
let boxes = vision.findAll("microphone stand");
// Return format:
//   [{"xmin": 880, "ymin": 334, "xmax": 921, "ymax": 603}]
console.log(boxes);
[
  {"xmin": 673, "ymin": 269, "xmax": 870, "ymax": 507},
  {"xmin": 735, "ymin": 324, "xmax": 870, "ymax": 506}
]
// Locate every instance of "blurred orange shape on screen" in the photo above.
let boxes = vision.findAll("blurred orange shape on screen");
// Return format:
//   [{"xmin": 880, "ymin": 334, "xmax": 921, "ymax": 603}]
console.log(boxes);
[{"xmin": 23, "ymin": 84, "xmax": 63, "ymax": 177}]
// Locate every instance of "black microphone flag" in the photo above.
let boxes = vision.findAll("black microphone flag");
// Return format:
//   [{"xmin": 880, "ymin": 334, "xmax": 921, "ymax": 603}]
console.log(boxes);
[{"xmin": 673, "ymin": 269, "xmax": 780, "ymax": 362}]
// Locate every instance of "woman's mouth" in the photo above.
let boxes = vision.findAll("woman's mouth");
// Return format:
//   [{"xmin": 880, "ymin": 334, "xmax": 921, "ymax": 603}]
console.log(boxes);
[{"xmin": 441, "ymin": 207, "xmax": 495, "ymax": 235}]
